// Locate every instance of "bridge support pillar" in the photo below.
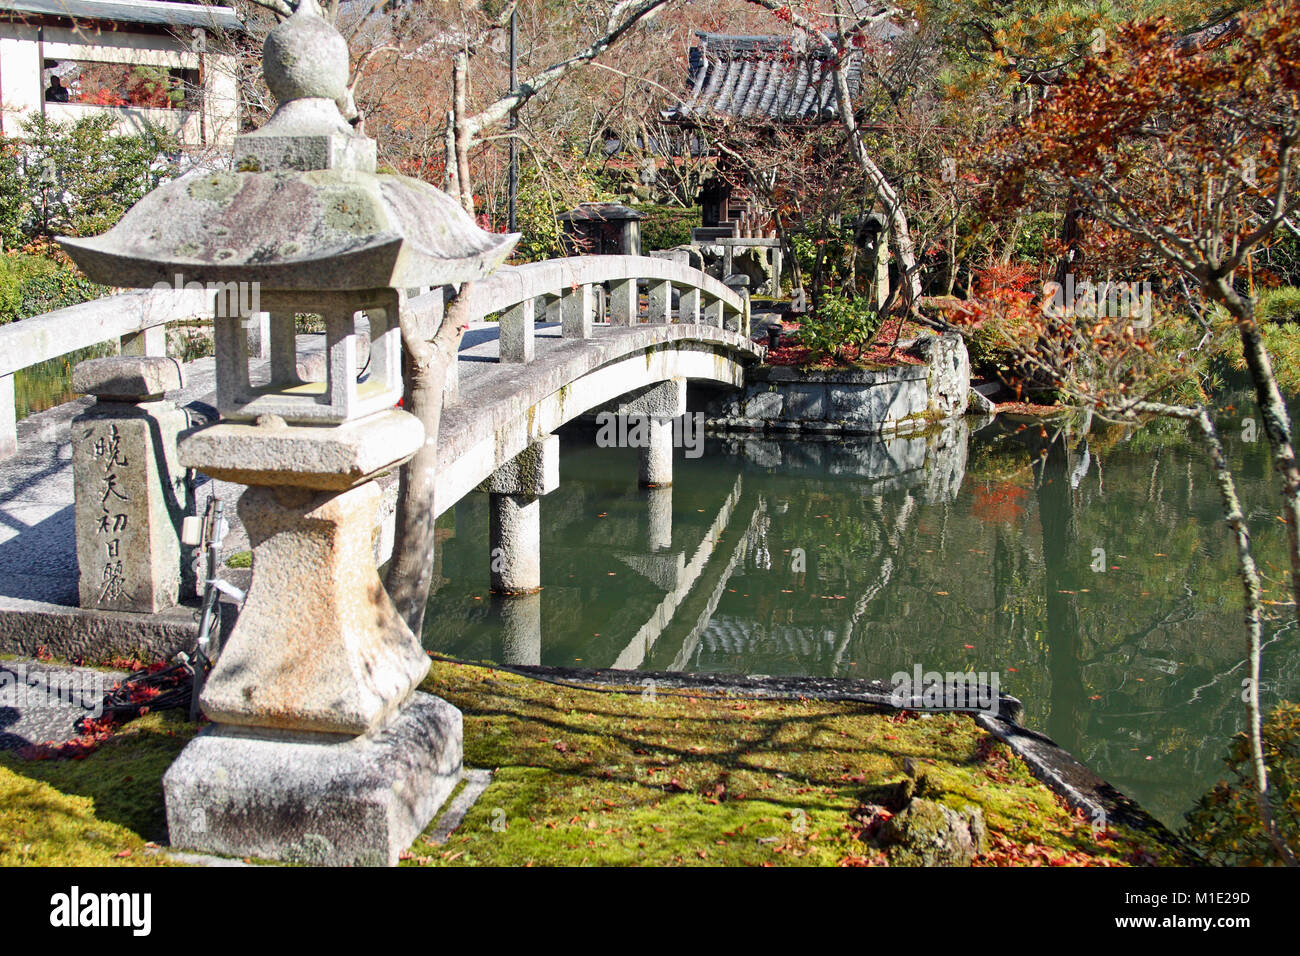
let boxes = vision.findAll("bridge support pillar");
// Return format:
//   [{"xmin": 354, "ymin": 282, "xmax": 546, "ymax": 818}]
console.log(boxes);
[
  {"xmin": 496, "ymin": 591, "xmax": 542, "ymax": 665},
  {"xmin": 646, "ymin": 486, "xmax": 673, "ymax": 552},
  {"xmin": 616, "ymin": 378, "xmax": 685, "ymax": 488},
  {"xmin": 480, "ymin": 434, "xmax": 559, "ymax": 593}
]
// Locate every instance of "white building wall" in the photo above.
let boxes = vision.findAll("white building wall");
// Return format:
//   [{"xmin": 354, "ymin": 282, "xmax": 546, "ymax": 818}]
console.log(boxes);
[{"xmin": 0, "ymin": 21, "xmax": 239, "ymax": 147}]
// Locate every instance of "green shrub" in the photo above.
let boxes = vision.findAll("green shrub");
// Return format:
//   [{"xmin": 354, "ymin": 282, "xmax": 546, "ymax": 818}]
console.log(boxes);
[
  {"xmin": 966, "ymin": 324, "xmax": 1015, "ymax": 378},
  {"xmin": 639, "ymin": 205, "xmax": 698, "ymax": 251},
  {"xmin": 0, "ymin": 252, "xmax": 104, "ymax": 325},
  {"xmin": 0, "ymin": 136, "xmax": 23, "ymax": 252},
  {"xmin": 507, "ymin": 165, "xmax": 611, "ymax": 263},
  {"xmin": 1183, "ymin": 701, "xmax": 1300, "ymax": 866},
  {"xmin": 1011, "ymin": 211, "xmax": 1064, "ymax": 266},
  {"xmin": 19, "ymin": 112, "xmax": 178, "ymax": 238},
  {"xmin": 796, "ymin": 291, "xmax": 884, "ymax": 365},
  {"xmin": 1258, "ymin": 286, "xmax": 1300, "ymax": 325}
]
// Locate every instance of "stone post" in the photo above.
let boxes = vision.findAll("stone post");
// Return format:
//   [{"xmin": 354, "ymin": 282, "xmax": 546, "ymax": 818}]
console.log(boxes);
[
  {"xmin": 724, "ymin": 274, "xmax": 751, "ymax": 337},
  {"xmin": 71, "ymin": 357, "xmax": 188, "ymax": 613},
  {"xmin": 648, "ymin": 281, "xmax": 672, "ymax": 324},
  {"xmin": 609, "ymin": 279, "xmax": 638, "ymax": 326},
  {"xmin": 679, "ymin": 287, "xmax": 701, "ymax": 324},
  {"xmin": 119, "ymin": 325, "xmax": 168, "ymax": 358},
  {"xmin": 0, "ymin": 372, "xmax": 16, "ymax": 459},
  {"xmin": 563, "ymin": 284, "xmax": 594, "ymax": 338},
  {"xmin": 479, "ymin": 434, "xmax": 559, "ymax": 593},
  {"xmin": 500, "ymin": 298, "xmax": 535, "ymax": 363},
  {"xmin": 875, "ymin": 232, "xmax": 891, "ymax": 311}
]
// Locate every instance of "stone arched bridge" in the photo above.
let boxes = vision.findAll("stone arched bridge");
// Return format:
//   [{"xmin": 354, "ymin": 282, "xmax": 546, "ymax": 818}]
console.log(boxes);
[{"xmin": 429, "ymin": 254, "xmax": 761, "ymax": 515}]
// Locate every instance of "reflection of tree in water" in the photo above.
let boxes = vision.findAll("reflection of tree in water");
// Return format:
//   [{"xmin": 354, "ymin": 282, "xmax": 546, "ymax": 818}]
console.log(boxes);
[{"xmin": 981, "ymin": 414, "xmax": 1300, "ymax": 823}]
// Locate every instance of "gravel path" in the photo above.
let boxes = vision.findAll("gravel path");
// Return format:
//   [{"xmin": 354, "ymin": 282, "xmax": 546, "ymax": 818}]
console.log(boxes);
[{"xmin": 0, "ymin": 658, "xmax": 127, "ymax": 750}]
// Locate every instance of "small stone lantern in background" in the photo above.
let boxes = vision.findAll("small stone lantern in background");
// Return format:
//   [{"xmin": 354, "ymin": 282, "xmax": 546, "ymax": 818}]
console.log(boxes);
[
  {"xmin": 60, "ymin": 0, "xmax": 517, "ymax": 866},
  {"xmin": 558, "ymin": 202, "xmax": 643, "ymax": 256}
]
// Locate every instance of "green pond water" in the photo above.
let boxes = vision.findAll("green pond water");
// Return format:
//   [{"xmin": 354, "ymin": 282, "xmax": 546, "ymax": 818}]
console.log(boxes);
[{"xmin": 423, "ymin": 403, "xmax": 1300, "ymax": 830}]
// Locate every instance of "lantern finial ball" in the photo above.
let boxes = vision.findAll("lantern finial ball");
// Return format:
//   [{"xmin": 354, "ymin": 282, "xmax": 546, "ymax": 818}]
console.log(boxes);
[{"xmin": 263, "ymin": 0, "xmax": 349, "ymax": 105}]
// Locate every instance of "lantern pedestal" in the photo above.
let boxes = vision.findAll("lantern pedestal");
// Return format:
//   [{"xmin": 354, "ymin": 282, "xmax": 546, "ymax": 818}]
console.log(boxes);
[
  {"xmin": 163, "ymin": 693, "xmax": 461, "ymax": 867},
  {"xmin": 164, "ymin": 407, "xmax": 462, "ymax": 863}
]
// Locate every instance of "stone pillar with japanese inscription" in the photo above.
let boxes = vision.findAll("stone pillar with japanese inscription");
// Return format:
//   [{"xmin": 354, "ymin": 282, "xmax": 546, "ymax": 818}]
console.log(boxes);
[{"xmin": 72, "ymin": 357, "xmax": 188, "ymax": 613}]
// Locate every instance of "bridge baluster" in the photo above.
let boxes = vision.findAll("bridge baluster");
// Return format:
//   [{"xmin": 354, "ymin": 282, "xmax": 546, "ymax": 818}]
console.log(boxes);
[
  {"xmin": 543, "ymin": 294, "xmax": 562, "ymax": 326},
  {"xmin": 703, "ymin": 295, "xmax": 725, "ymax": 328},
  {"xmin": 120, "ymin": 325, "xmax": 168, "ymax": 358},
  {"xmin": 0, "ymin": 374, "xmax": 14, "ymax": 459},
  {"xmin": 609, "ymin": 279, "xmax": 638, "ymax": 326},
  {"xmin": 562, "ymin": 284, "xmax": 594, "ymax": 338},
  {"xmin": 500, "ymin": 298, "xmax": 536, "ymax": 363},
  {"xmin": 679, "ymin": 287, "xmax": 701, "ymax": 324},
  {"xmin": 648, "ymin": 281, "xmax": 673, "ymax": 324}
]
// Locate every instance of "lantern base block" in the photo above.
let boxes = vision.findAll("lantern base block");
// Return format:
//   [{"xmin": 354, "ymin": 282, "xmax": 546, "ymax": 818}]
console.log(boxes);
[{"xmin": 163, "ymin": 692, "xmax": 462, "ymax": 867}]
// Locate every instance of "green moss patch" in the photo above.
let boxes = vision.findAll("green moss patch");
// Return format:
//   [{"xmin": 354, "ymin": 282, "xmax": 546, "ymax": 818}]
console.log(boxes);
[
  {"xmin": 0, "ymin": 712, "xmax": 194, "ymax": 865},
  {"xmin": 410, "ymin": 660, "xmax": 1181, "ymax": 866},
  {"xmin": 0, "ymin": 659, "xmax": 1184, "ymax": 866}
]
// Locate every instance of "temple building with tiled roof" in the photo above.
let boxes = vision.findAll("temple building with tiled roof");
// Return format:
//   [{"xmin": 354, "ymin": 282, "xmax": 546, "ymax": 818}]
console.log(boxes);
[{"xmin": 667, "ymin": 21, "xmax": 908, "ymax": 125}]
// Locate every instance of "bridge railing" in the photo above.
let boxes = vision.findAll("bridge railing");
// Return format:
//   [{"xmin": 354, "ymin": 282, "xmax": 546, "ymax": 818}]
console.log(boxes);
[
  {"xmin": 408, "ymin": 255, "xmax": 749, "ymax": 389},
  {"xmin": 0, "ymin": 287, "xmax": 240, "ymax": 458}
]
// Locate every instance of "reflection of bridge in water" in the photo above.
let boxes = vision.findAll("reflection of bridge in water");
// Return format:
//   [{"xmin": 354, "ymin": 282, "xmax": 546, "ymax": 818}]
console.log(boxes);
[{"xmin": 425, "ymin": 421, "xmax": 967, "ymax": 673}]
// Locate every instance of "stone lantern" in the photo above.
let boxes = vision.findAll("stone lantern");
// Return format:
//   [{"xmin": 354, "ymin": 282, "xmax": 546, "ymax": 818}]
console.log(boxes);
[{"xmin": 60, "ymin": 0, "xmax": 517, "ymax": 866}]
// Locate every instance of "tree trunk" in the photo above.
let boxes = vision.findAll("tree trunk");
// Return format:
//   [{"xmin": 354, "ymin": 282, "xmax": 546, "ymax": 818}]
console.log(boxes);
[
  {"xmin": 384, "ymin": 286, "xmax": 475, "ymax": 636},
  {"xmin": 453, "ymin": 51, "xmax": 475, "ymax": 216},
  {"xmin": 1213, "ymin": 279, "xmax": 1300, "ymax": 619}
]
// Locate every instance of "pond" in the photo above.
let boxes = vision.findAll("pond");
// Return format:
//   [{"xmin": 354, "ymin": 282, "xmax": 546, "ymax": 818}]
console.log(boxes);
[{"xmin": 423, "ymin": 398, "xmax": 1300, "ymax": 830}]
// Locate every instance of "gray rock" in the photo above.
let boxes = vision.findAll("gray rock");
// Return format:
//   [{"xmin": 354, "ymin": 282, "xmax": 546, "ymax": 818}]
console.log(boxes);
[
  {"xmin": 878, "ymin": 799, "xmax": 988, "ymax": 867},
  {"xmin": 968, "ymin": 386, "xmax": 996, "ymax": 415}
]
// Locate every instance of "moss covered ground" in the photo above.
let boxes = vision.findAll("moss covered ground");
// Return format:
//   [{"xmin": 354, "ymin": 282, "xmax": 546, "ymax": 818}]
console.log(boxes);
[{"xmin": 0, "ymin": 657, "xmax": 1187, "ymax": 866}]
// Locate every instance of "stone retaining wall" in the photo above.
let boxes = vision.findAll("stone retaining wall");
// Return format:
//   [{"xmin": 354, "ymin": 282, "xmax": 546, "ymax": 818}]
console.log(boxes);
[{"xmin": 701, "ymin": 333, "xmax": 970, "ymax": 435}]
